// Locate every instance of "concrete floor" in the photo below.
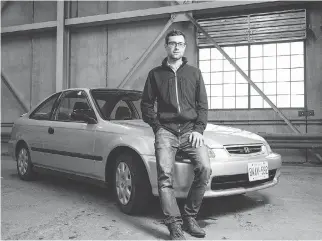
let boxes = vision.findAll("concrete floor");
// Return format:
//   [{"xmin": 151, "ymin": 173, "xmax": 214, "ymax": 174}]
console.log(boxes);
[{"xmin": 1, "ymin": 155, "xmax": 322, "ymax": 240}]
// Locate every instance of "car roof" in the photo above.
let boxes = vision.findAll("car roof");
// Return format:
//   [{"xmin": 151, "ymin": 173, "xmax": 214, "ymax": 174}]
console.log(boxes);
[{"xmin": 62, "ymin": 88, "xmax": 142, "ymax": 95}]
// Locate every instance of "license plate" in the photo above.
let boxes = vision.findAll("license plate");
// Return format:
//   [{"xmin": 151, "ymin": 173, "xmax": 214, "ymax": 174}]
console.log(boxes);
[{"xmin": 248, "ymin": 161, "xmax": 269, "ymax": 182}]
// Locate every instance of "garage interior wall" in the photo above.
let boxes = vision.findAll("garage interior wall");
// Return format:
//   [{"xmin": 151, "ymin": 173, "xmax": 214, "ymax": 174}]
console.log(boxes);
[{"xmin": 1, "ymin": 1, "xmax": 321, "ymax": 162}]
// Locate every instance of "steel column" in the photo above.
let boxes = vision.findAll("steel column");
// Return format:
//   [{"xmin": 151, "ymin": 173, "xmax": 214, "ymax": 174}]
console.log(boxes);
[
  {"xmin": 56, "ymin": 1, "xmax": 65, "ymax": 91},
  {"xmin": 1, "ymin": 72, "xmax": 29, "ymax": 113},
  {"xmin": 118, "ymin": 14, "xmax": 177, "ymax": 88}
]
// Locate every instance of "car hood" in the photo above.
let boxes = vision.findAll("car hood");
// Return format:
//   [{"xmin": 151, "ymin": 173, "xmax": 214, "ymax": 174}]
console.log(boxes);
[{"xmin": 112, "ymin": 120, "xmax": 265, "ymax": 148}]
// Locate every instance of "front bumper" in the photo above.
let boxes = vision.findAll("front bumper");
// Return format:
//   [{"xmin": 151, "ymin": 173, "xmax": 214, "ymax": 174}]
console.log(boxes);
[
  {"xmin": 7, "ymin": 139, "xmax": 16, "ymax": 161},
  {"xmin": 142, "ymin": 152, "xmax": 282, "ymax": 198}
]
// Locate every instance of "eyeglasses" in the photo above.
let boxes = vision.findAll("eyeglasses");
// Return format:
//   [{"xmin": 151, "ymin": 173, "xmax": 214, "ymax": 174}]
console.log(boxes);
[{"xmin": 167, "ymin": 42, "xmax": 186, "ymax": 48}]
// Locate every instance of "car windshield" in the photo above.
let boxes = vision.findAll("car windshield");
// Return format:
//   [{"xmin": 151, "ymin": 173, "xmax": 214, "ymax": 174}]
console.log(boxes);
[{"xmin": 90, "ymin": 90, "xmax": 143, "ymax": 121}]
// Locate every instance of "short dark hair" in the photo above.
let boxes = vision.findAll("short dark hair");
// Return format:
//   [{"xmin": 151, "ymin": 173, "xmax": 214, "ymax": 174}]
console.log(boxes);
[{"xmin": 165, "ymin": 29, "xmax": 186, "ymax": 44}]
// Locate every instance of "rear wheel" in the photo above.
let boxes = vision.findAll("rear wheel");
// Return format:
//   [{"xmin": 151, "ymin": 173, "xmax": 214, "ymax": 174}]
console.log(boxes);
[
  {"xmin": 16, "ymin": 144, "xmax": 36, "ymax": 181},
  {"xmin": 114, "ymin": 153, "xmax": 151, "ymax": 215}
]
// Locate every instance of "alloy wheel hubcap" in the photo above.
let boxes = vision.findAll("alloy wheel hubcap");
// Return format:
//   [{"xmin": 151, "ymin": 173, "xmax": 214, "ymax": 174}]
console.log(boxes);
[
  {"xmin": 116, "ymin": 162, "xmax": 132, "ymax": 205},
  {"xmin": 17, "ymin": 148, "xmax": 28, "ymax": 175}
]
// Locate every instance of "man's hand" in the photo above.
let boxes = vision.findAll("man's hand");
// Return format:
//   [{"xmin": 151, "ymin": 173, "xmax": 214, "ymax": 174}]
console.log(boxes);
[{"xmin": 189, "ymin": 131, "xmax": 204, "ymax": 148}]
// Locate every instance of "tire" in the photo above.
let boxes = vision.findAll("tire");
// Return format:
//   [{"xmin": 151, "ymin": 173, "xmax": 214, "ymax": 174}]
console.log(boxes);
[
  {"xmin": 113, "ymin": 153, "xmax": 151, "ymax": 215},
  {"xmin": 16, "ymin": 144, "xmax": 36, "ymax": 181}
]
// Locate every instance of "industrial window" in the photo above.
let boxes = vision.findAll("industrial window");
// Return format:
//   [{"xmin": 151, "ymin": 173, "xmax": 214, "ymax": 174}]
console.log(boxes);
[
  {"xmin": 199, "ymin": 41, "xmax": 305, "ymax": 109},
  {"xmin": 197, "ymin": 9, "xmax": 306, "ymax": 109}
]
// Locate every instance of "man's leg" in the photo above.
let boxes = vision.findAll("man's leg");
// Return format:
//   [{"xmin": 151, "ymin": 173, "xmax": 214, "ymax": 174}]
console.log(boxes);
[
  {"xmin": 180, "ymin": 132, "xmax": 212, "ymax": 237},
  {"xmin": 155, "ymin": 128, "xmax": 185, "ymax": 240}
]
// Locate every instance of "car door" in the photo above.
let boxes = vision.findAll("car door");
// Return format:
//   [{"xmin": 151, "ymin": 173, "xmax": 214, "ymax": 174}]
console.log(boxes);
[
  {"xmin": 43, "ymin": 90, "xmax": 99, "ymax": 178},
  {"xmin": 27, "ymin": 92, "xmax": 62, "ymax": 166}
]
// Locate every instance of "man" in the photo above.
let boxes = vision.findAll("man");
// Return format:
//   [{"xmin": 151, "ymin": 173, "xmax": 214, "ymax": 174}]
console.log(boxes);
[{"xmin": 141, "ymin": 29, "xmax": 211, "ymax": 240}]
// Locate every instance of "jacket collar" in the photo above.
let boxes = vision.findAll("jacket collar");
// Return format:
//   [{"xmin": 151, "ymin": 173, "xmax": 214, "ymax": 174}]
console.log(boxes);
[{"xmin": 162, "ymin": 57, "xmax": 188, "ymax": 68}]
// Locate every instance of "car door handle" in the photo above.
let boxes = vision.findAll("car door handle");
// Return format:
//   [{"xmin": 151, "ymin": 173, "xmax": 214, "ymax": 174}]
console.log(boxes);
[{"xmin": 48, "ymin": 127, "xmax": 54, "ymax": 134}]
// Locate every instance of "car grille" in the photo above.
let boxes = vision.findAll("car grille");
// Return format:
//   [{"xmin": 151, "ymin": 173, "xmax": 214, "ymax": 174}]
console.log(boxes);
[
  {"xmin": 225, "ymin": 145, "xmax": 262, "ymax": 155},
  {"xmin": 211, "ymin": 169, "xmax": 276, "ymax": 190}
]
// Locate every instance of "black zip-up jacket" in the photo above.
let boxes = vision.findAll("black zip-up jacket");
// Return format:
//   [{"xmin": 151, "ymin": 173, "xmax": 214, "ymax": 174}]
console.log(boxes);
[{"xmin": 141, "ymin": 57, "xmax": 208, "ymax": 136}]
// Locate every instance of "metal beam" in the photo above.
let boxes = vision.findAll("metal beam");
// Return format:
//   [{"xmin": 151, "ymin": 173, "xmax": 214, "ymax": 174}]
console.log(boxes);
[
  {"xmin": 118, "ymin": 14, "xmax": 177, "ymax": 88},
  {"xmin": 1, "ymin": 72, "xmax": 29, "ymax": 113},
  {"xmin": 56, "ymin": 1, "xmax": 65, "ymax": 92},
  {"xmin": 65, "ymin": 1, "xmax": 274, "ymax": 28},
  {"xmin": 1, "ymin": 21, "xmax": 57, "ymax": 35}
]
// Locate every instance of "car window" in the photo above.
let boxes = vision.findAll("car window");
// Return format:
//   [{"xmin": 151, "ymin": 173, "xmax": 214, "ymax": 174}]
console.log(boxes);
[
  {"xmin": 110, "ymin": 100, "xmax": 133, "ymax": 120},
  {"xmin": 29, "ymin": 93, "xmax": 61, "ymax": 120},
  {"xmin": 53, "ymin": 90, "xmax": 96, "ymax": 122}
]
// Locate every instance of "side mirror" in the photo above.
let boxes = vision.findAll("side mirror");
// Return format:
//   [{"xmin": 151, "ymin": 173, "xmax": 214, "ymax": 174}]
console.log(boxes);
[{"xmin": 71, "ymin": 109, "xmax": 97, "ymax": 124}]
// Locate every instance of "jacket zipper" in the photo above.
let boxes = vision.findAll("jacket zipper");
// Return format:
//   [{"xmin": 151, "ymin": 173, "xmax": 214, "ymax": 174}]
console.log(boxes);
[{"xmin": 174, "ymin": 71, "xmax": 181, "ymax": 114}]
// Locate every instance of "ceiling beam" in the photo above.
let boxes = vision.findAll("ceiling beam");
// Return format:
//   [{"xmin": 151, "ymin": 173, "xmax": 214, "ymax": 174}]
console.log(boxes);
[
  {"xmin": 65, "ymin": 1, "xmax": 277, "ymax": 28},
  {"xmin": 1, "ymin": 21, "xmax": 57, "ymax": 35}
]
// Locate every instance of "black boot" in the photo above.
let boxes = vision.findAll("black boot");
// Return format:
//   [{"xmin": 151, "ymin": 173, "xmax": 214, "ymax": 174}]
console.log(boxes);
[
  {"xmin": 183, "ymin": 217, "xmax": 205, "ymax": 238},
  {"xmin": 167, "ymin": 222, "xmax": 186, "ymax": 240}
]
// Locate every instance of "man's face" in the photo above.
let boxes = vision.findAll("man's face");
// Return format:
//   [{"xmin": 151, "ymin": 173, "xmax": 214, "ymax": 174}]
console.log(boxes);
[{"xmin": 165, "ymin": 35, "xmax": 186, "ymax": 60}]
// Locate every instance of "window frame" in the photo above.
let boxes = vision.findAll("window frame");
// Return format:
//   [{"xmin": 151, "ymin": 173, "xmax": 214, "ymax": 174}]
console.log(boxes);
[
  {"xmin": 29, "ymin": 92, "xmax": 62, "ymax": 120},
  {"xmin": 198, "ymin": 39, "xmax": 306, "ymax": 110}
]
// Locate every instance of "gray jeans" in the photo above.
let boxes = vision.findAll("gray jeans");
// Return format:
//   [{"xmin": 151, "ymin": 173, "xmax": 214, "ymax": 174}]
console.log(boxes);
[{"xmin": 154, "ymin": 128, "xmax": 212, "ymax": 225}]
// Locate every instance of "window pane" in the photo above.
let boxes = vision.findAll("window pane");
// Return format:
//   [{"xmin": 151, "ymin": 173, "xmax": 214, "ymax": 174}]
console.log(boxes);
[
  {"xmin": 277, "ymin": 82, "xmax": 290, "ymax": 95},
  {"xmin": 277, "ymin": 69, "xmax": 290, "ymax": 82},
  {"xmin": 199, "ymin": 49, "xmax": 210, "ymax": 60},
  {"xmin": 236, "ymin": 58, "xmax": 248, "ymax": 71},
  {"xmin": 224, "ymin": 60, "xmax": 235, "ymax": 71},
  {"xmin": 211, "ymin": 85, "xmax": 222, "ymax": 96},
  {"xmin": 236, "ymin": 96, "xmax": 248, "ymax": 108},
  {"xmin": 205, "ymin": 85, "xmax": 211, "ymax": 96},
  {"xmin": 291, "ymin": 81, "xmax": 304, "ymax": 94},
  {"xmin": 223, "ymin": 84, "xmax": 235, "ymax": 96},
  {"xmin": 211, "ymin": 72, "xmax": 223, "ymax": 84},
  {"xmin": 223, "ymin": 46, "xmax": 235, "ymax": 58},
  {"xmin": 264, "ymin": 95, "xmax": 277, "ymax": 108},
  {"xmin": 223, "ymin": 97, "xmax": 235, "ymax": 109},
  {"xmin": 291, "ymin": 95, "xmax": 304, "ymax": 107},
  {"xmin": 211, "ymin": 48, "xmax": 223, "ymax": 59},
  {"xmin": 264, "ymin": 69, "xmax": 276, "ymax": 82},
  {"xmin": 202, "ymin": 73, "xmax": 211, "ymax": 84},
  {"xmin": 251, "ymin": 57, "xmax": 263, "ymax": 69},
  {"xmin": 264, "ymin": 56, "xmax": 276, "ymax": 69},
  {"xmin": 223, "ymin": 71, "xmax": 235, "ymax": 83},
  {"xmin": 236, "ymin": 84, "xmax": 248, "ymax": 96},
  {"xmin": 291, "ymin": 68, "xmax": 304, "ymax": 81},
  {"xmin": 251, "ymin": 96, "xmax": 263, "ymax": 108},
  {"xmin": 236, "ymin": 72, "xmax": 248, "ymax": 83},
  {"xmin": 263, "ymin": 43, "xmax": 276, "ymax": 56},
  {"xmin": 211, "ymin": 60, "xmax": 223, "ymax": 72},
  {"xmin": 277, "ymin": 43, "xmax": 290, "ymax": 55},
  {"xmin": 210, "ymin": 97, "xmax": 222, "ymax": 109},
  {"xmin": 291, "ymin": 55, "xmax": 304, "ymax": 68},
  {"xmin": 251, "ymin": 45, "xmax": 263, "ymax": 57},
  {"xmin": 291, "ymin": 42, "xmax": 304, "ymax": 55},
  {"xmin": 264, "ymin": 83, "xmax": 276, "ymax": 95},
  {"xmin": 277, "ymin": 95, "xmax": 290, "ymax": 107},
  {"xmin": 236, "ymin": 46, "xmax": 248, "ymax": 58},
  {"xmin": 251, "ymin": 83, "xmax": 263, "ymax": 95},
  {"xmin": 199, "ymin": 61, "xmax": 210, "ymax": 72},
  {"xmin": 251, "ymin": 70, "xmax": 263, "ymax": 82},
  {"xmin": 277, "ymin": 56, "xmax": 290, "ymax": 68}
]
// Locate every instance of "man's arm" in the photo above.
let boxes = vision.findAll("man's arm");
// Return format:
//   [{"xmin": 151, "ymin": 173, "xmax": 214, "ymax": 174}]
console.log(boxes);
[
  {"xmin": 140, "ymin": 71, "xmax": 161, "ymax": 133},
  {"xmin": 193, "ymin": 70, "xmax": 208, "ymax": 134}
]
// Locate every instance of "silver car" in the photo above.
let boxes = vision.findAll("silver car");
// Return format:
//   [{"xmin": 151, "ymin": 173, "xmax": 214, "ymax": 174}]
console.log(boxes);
[{"xmin": 8, "ymin": 88, "xmax": 282, "ymax": 214}]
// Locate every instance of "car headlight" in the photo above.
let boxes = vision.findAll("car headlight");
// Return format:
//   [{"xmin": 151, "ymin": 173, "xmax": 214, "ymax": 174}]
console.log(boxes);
[
  {"xmin": 261, "ymin": 143, "xmax": 273, "ymax": 154},
  {"xmin": 207, "ymin": 146, "xmax": 216, "ymax": 158}
]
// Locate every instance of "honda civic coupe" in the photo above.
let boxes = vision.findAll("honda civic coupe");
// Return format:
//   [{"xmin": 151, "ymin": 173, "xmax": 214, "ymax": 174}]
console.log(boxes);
[{"xmin": 8, "ymin": 88, "xmax": 282, "ymax": 214}]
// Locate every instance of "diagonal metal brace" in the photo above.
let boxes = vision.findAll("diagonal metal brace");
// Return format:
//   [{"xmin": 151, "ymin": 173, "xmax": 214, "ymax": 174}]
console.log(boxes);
[
  {"xmin": 1, "ymin": 71, "xmax": 29, "ymax": 113},
  {"xmin": 118, "ymin": 14, "xmax": 177, "ymax": 88}
]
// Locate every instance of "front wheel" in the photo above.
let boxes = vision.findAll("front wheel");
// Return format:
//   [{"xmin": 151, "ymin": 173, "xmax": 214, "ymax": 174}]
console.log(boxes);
[
  {"xmin": 114, "ymin": 153, "xmax": 151, "ymax": 215},
  {"xmin": 16, "ymin": 144, "xmax": 36, "ymax": 181}
]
